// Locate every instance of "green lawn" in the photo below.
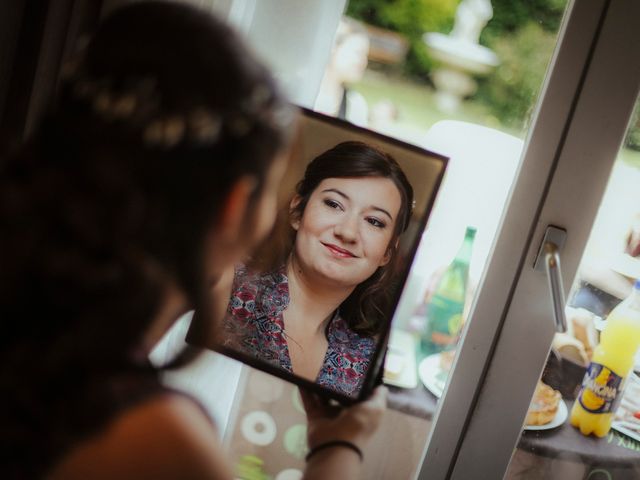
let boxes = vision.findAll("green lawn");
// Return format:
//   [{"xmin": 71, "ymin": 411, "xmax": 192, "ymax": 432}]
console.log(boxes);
[
  {"xmin": 352, "ymin": 69, "xmax": 522, "ymax": 139},
  {"xmin": 353, "ymin": 69, "xmax": 640, "ymax": 169}
]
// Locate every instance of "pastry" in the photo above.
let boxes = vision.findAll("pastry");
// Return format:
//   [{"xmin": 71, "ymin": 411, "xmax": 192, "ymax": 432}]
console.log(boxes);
[{"xmin": 526, "ymin": 381, "xmax": 562, "ymax": 426}]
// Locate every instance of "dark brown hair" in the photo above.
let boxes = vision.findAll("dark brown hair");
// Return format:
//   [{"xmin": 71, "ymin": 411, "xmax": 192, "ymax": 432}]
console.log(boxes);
[
  {"xmin": 0, "ymin": 4, "xmax": 291, "ymax": 475},
  {"xmin": 1, "ymin": 1, "xmax": 291, "ymax": 354},
  {"xmin": 290, "ymin": 140, "xmax": 413, "ymax": 335}
]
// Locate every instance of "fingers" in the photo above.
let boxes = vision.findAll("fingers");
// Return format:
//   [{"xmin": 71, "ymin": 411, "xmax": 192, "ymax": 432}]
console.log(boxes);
[
  {"xmin": 299, "ymin": 389, "xmax": 340, "ymax": 419},
  {"xmin": 347, "ymin": 386, "xmax": 387, "ymax": 420},
  {"xmin": 350, "ymin": 385, "xmax": 387, "ymax": 409},
  {"xmin": 301, "ymin": 385, "xmax": 388, "ymax": 429},
  {"xmin": 366, "ymin": 385, "xmax": 388, "ymax": 409},
  {"xmin": 303, "ymin": 386, "xmax": 388, "ymax": 450},
  {"xmin": 299, "ymin": 389, "xmax": 323, "ymax": 418}
]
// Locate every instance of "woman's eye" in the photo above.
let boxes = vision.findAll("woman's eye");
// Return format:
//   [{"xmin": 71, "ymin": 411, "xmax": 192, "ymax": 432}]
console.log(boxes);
[
  {"xmin": 323, "ymin": 199, "xmax": 342, "ymax": 210},
  {"xmin": 366, "ymin": 217, "xmax": 386, "ymax": 229}
]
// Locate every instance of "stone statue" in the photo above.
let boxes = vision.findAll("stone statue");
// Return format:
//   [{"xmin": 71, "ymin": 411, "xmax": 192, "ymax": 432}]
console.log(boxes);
[{"xmin": 450, "ymin": 0, "xmax": 494, "ymax": 44}]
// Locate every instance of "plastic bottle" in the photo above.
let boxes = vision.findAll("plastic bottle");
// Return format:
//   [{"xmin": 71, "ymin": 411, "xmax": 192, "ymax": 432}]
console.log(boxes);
[
  {"xmin": 570, "ymin": 279, "xmax": 640, "ymax": 437},
  {"xmin": 420, "ymin": 226, "xmax": 476, "ymax": 358}
]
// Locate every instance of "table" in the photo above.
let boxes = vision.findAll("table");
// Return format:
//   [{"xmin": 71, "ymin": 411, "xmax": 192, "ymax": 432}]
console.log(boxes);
[
  {"xmin": 387, "ymin": 385, "xmax": 640, "ymax": 475},
  {"xmin": 520, "ymin": 400, "xmax": 640, "ymax": 467},
  {"xmin": 387, "ymin": 383, "xmax": 437, "ymax": 420}
]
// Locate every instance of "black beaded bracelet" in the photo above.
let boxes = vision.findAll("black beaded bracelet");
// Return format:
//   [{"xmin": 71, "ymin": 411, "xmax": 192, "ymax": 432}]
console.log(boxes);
[{"xmin": 305, "ymin": 440, "xmax": 363, "ymax": 462}]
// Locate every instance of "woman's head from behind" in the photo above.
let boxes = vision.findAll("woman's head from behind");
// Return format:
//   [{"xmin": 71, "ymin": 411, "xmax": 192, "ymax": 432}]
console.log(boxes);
[
  {"xmin": 289, "ymin": 141, "xmax": 413, "ymax": 335},
  {"xmin": 60, "ymin": 2, "xmax": 293, "ymax": 289},
  {"xmin": 0, "ymin": 2, "xmax": 292, "ymax": 360}
]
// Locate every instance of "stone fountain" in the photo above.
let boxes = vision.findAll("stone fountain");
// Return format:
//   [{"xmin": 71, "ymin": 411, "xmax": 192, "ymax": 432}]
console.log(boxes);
[{"xmin": 424, "ymin": 0, "xmax": 499, "ymax": 113}]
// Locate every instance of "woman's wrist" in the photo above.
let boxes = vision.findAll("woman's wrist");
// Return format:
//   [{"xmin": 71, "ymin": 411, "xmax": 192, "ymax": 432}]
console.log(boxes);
[
  {"xmin": 307, "ymin": 424, "xmax": 372, "ymax": 455},
  {"xmin": 305, "ymin": 440, "xmax": 363, "ymax": 463}
]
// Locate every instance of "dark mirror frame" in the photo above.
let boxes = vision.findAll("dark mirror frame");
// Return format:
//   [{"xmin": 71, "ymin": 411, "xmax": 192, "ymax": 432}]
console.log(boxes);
[{"xmin": 187, "ymin": 107, "xmax": 448, "ymax": 405}]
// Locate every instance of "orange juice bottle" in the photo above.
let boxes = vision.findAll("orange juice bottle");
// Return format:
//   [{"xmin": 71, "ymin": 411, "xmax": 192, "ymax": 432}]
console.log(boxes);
[{"xmin": 570, "ymin": 279, "xmax": 640, "ymax": 437}]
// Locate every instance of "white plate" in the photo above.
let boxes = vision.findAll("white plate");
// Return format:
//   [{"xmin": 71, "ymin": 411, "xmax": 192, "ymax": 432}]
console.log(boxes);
[
  {"xmin": 523, "ymin": 400, "xmax": 568, "ymax": 431},
  {"xmin": 418, "ymin": 353, "xmax": 449, "ymax": 398},
  {"xmin": 418, "ymin": 354, "xmax": 571, "ymax": 431}
]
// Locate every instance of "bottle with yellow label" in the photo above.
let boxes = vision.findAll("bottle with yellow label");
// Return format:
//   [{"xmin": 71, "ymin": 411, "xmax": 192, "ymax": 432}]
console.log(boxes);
[{"xmin": 570, "ymin": 279, "xmax": 640, "ymax": 437}]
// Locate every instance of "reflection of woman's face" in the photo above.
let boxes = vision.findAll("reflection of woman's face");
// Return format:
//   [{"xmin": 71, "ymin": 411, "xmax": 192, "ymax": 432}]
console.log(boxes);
[{"xmin": 292, "ymin": 176, "xmax": 401, "ymax": 289}]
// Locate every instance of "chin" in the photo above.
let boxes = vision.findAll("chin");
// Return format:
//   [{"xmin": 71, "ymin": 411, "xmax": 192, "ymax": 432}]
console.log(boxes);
[
  {"xmin": 314, "ymin": 264, "xmax": 350, "ymax": 285},
  {"xmin": 316, "ymin": 265, "xmax": 372, "ymax": 290}
]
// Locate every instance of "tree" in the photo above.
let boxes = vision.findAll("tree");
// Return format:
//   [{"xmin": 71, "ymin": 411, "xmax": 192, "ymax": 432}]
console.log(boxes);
[{"xmin": 346, "ymin": 0, "xmax": 458, "ymax": 79}]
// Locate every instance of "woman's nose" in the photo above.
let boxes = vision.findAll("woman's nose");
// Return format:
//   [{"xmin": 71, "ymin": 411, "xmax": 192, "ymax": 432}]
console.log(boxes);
[{"xmin": 334, "ymin": 214, "xmax": 358, "ymax": 242}]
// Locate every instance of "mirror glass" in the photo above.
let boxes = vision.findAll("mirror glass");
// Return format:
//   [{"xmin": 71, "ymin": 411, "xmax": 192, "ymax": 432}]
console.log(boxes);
[{"xmin": 187, "ymin": 107, "xmax": 447, "ymax": 402}]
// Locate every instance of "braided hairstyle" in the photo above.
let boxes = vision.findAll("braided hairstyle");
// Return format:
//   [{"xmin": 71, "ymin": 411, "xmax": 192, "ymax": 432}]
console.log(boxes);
[{"xmin": 0, "ymin": 3, "xmax": 292, "ymax": 475}]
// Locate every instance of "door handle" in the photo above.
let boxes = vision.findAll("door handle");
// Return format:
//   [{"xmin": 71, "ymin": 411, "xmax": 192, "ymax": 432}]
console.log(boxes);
[{"xmin": 534, "ymin": 226, "xmax": 568, "ymax": 333}]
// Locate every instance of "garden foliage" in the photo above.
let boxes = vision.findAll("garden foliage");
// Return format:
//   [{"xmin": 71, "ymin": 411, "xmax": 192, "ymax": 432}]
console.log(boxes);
[
  {"xmin": 346, "ymin": 0, "xmax": 458, "ymax": 79},
  {"xmin": 347, "ymin": 0, "xmax": 567, "ymax": 129}
]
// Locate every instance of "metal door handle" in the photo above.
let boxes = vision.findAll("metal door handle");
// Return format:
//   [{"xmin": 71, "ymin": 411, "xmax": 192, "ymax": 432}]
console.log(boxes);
[{"xmin": 534, "ymin": 226, "xmax": 568, "ymax": 333}]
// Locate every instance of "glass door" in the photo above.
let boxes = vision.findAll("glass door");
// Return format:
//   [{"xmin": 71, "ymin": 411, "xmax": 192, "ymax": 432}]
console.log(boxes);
[
  {"xmin": 210, "ymin": 0, "xmax": 588, "ymax": 477},
  {"xmin": 435, "ymin": 1, "xmax": 640, "ymax": 478},
  {"xmin": 503, "ymin": 96, "xmax": 640, "ymax": 480}
]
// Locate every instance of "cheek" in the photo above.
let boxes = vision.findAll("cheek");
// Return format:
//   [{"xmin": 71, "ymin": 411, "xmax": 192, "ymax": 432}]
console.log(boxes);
[
  {"xmin": 363, "ymin": 230, "xmax": 394, "ymax": 262},
  {"xmin": 294, "ymin": 214, "xmax": 319, "ymax": 253},
  {"xmin": 300, "ymin": 205, "xmax": 332, "ymax": 235}
]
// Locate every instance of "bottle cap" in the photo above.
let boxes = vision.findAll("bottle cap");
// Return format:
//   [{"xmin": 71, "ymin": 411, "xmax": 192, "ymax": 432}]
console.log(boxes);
[
  {"xmin": 634, "ymin": 279, "xmax": 640, "ymax": 290},
  {"xmin": 465, "ymin": 226, "xmax": 477, "ymax": 238}
]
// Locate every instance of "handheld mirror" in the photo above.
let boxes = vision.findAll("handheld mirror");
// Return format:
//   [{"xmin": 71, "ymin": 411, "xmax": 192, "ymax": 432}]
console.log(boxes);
[{"xmin": 187, "ymin": 107, "xmax": 448, "ymax": 404}]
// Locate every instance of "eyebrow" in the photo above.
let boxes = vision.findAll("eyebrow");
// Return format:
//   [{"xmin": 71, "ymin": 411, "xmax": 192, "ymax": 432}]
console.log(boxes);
[{"xmin": 321, "ymin": 188, "xmax": 394, "ymax": 221}]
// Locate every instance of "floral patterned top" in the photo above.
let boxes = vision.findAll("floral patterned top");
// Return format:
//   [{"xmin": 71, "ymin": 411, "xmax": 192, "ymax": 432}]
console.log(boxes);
[{"xmin": 222, "ymin": 264, "xmax": 376, "ymax": 397}]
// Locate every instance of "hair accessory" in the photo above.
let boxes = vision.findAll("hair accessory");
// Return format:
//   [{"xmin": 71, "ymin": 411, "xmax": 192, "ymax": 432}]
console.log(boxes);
[
  {"xmin": 243, "ymin": 84, "xmax": 271, "ymax": 112},
  {"xmin": 60, "ymin": 54, "xmax": 294, "ymax": 149},
  {"xmin": 226, "ymin": 113, "xmax": 252, "ymax": 137},
  {"xmin": 188, "ymin": 108, "xmax": 222, "ymax": 144},
  {"xmin": 111, "ymin": 94, "xmax": 137, "ymax": 118},
  {"xmin": 305, "ymin": 440, "xmax": 363, "ymax": 463},
  {"xmin": 93, "ymin": 91, "xmax": 113, "ymax": 116},
  {"xmin": 144, "ymin": 116, "xmax": 186, "ymax": 148}
]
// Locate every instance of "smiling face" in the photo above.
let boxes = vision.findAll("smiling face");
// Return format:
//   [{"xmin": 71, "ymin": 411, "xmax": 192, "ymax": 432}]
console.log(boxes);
[{"xmin": 291, "ymin": 176, "xmax": 402, "ymax": 289}]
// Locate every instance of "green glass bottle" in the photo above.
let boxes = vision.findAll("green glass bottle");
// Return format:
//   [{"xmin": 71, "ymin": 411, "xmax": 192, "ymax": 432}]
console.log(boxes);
[{"xmin": 420, "ymin": 226, "xmax": 476, "ymax": 358}]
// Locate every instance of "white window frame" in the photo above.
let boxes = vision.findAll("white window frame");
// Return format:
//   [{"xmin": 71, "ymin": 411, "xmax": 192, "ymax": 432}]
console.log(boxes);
[{"xmin": 414, "ymin": 0, "xmax": 640, "ymax": 478}]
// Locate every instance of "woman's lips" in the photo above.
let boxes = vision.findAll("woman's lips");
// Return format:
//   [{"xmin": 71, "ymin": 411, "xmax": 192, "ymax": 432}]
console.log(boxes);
[{"xmin": 322, "ymin": 242, "xmax": 357, "ymax": 258}]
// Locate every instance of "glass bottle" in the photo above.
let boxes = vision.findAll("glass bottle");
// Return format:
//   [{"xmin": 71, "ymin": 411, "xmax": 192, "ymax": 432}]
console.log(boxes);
[
  {"xmin": 570, "ymin": 279, "xmax": 640, "ymax": 437},
  {"xmin": 420, "ymin": 226, "xmax": 476, "ymax": 359}
]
